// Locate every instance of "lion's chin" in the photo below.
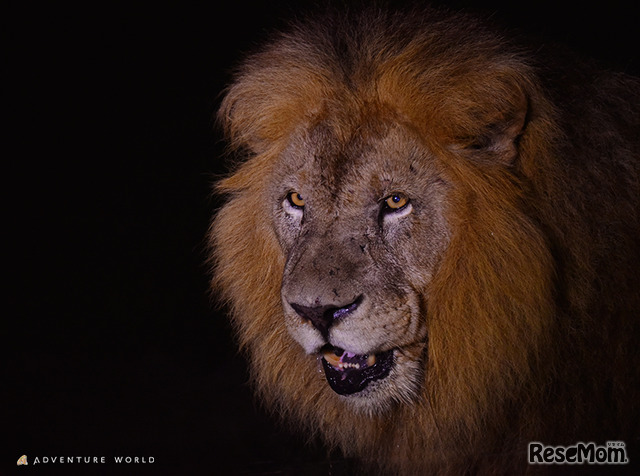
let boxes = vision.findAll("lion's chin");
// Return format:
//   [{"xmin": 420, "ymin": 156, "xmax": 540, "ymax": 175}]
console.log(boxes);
[{"xmin": 320, "ymin": 344, "xmax": 394, "ymax": 395}]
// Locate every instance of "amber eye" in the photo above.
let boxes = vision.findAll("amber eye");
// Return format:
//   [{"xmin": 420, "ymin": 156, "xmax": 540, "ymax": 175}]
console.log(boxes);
[
  {"xmin": 287, "ymin": 191, "xmax": 305, "ymax": 209},
  {"xmin": 384, "ymin": 193, "xmax": 409, "ymax": 210}
]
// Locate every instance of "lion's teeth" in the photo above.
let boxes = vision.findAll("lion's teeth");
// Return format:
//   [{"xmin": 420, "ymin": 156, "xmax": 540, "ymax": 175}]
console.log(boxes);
[
  {"xmin": 323, "ymin": 349, "xmax": 342, "ymax": 367},
  {"xmin": 337, "ymin": 362, "xmax": 361, "ymax": 369},
  {"xmin": 323, "ymin": 348, "xmax": 376, "ymax": 369}
]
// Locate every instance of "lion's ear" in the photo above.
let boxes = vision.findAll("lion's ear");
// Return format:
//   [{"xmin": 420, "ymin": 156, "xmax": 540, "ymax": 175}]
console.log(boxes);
[
  {"xmin": 217, "ymin": 59, "xmax": 326, "ymax": 156},
  {"xmin": 448, "ymin": 74, "xmax": 530, "ymax": 165},
  {"xmin": 477, "ymin": 87, "xmax": 528, "ymax": 163},
  {"xmin": 217, "ymin": 82, "xmax": 272, "ymax": 155}
]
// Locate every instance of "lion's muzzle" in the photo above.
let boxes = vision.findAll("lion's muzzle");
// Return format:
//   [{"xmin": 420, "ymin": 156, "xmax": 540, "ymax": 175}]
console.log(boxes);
[{"xmin": 288, "ymin": 296, "xmax": 396, "ymax": 395}]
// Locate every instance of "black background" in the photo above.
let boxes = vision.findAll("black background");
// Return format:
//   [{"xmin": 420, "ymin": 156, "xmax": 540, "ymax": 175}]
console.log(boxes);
[{"xmin": 5, "ymin": 1, "xmax": 638, "ymax": 474}]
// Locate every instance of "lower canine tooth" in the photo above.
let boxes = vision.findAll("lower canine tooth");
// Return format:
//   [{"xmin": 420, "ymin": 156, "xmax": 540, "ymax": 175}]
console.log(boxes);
[{"xmin": 367, "ymin": 354, "xmax": 376, "ymax": 366}]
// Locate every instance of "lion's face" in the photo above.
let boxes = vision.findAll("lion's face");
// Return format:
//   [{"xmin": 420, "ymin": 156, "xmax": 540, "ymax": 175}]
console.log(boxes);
[{"xmin": 270, "ymin": 119, "xmax": 451, "ymax": 411}]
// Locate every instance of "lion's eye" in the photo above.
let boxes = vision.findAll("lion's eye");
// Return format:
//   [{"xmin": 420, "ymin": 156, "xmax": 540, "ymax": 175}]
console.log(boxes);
[
  {"xmin": 380, "ymin": 193, "xmax": 412, "ymax": 225},
  {"xmin": 383, "ymin": 193, "xmax": 409, "ymax": 211},
  {"xmin": 287, "ymin": 191, "xmax": 305, "ymax": 209}
]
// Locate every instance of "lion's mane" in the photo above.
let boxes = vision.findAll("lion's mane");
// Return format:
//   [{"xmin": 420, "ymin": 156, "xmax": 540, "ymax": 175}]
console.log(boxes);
[{"xmin": 209, "ymin": 7, "xmax": 640, "ymax": 474}]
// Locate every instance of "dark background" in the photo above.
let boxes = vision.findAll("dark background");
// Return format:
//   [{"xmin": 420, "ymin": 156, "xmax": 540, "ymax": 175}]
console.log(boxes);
[{"xmin": 5, "ymin": 1, "xmax": 638, "ymax": 474}]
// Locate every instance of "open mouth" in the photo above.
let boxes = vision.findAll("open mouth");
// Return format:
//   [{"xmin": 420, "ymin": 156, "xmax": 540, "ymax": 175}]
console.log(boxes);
[{"xmin": 320, "ymin": 344, "xmax": 394, "ymax": 395}]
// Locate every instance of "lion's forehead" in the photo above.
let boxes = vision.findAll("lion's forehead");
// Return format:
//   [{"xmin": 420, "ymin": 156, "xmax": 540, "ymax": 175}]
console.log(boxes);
[{"xmin": 277, "ymin": 119, "xmax": 441, "ymax": 206}]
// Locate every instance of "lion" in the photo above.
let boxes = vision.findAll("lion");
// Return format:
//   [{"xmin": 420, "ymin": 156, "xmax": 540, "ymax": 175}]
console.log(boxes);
[{"xmin": 209, "ymin": 6, "xmax": 640, "ymax": 474}]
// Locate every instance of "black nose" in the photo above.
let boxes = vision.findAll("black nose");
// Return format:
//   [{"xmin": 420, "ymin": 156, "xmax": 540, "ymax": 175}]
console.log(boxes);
[{"xmin": 289, "ymin": 296, "xmax": 362, "ymax": 340}]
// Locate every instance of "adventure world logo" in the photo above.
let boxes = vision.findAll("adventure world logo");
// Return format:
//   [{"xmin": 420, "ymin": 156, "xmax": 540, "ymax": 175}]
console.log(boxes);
[{"xmin": 16, "ymin": 454, "xmax": 155, "ymax": 465}]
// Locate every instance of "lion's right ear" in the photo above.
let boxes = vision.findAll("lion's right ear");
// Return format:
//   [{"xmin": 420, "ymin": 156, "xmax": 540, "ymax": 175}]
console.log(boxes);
[
  {"xmin": 217, "ymin": 59, "xmax": 325, "ymax": 157},
  {"xmin": 217, "ymin": 80, "xmax": 273, "ymax": 155}
]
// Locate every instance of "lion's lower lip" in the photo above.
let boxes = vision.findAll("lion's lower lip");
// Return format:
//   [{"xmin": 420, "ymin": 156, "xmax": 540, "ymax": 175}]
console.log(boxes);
[{"xmin": 320, "ymin": 345, "xmax": 394, "ymax": 395}]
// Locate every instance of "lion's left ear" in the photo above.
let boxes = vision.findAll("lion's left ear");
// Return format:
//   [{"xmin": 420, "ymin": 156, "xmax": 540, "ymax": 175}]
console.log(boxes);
[
  {"xmin": 447, "ymin": 74, "xmax": 530, "ymax": 165},
  {"xmin": 477, "ymin": 86, "xmax": 528, "ymax": 164}
]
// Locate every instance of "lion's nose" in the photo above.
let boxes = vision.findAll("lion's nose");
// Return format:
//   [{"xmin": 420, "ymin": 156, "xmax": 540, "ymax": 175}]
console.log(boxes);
[{"xmin": 289, "ymin": 296, "xmax": 362, "ymax": 340}]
